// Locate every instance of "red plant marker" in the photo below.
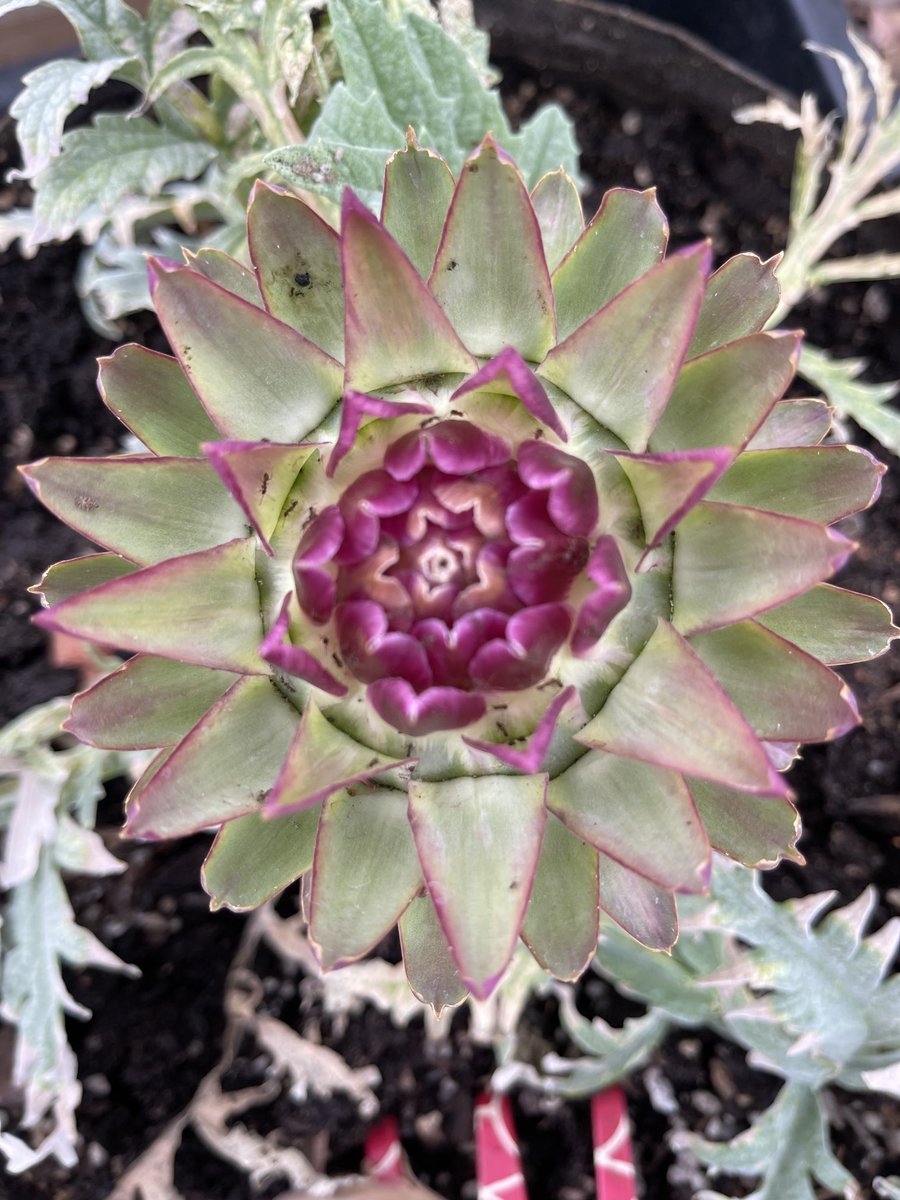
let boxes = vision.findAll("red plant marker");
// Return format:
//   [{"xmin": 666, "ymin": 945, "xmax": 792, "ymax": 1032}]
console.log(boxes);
[
  {"xmin": 364, "ymin": 1116, "xmax": 406, "ymax": 1181},
  {"xmin": 592, "ymin": 1087, "xmax": 637, "ymax": 1200},
  {"xmin": 475, "ymin": 1093, "xmax": 528, "ymax": 1200}
]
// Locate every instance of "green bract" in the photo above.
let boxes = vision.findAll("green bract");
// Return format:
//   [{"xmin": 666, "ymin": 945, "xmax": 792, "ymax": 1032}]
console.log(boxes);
[{"xmin": 25, "ymin": 135, "xmax": 896, "ymax": 1006}]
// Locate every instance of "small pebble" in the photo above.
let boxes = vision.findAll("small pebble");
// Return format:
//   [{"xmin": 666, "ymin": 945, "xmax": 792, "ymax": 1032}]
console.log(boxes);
[
  {"xmin": 709, "ymin": 1056, "xmax": 735, "ymax": 1101},
  {"xmin": 414, "ymin": 1111, "xmax": 443, "ymax": 1146},
  {"xmin": 86, "ymin": 1141, "xmax": 108, "ymax": 1169},
  {"xmin": 643, "ymin": 1065, "xmax": 678, "ymax": 1115},
  {"xmin": 691, "ymin": 1089, "xmax": 721, "ymax": 1116},
  {"xmin": 704, "ymin": 1115, "xmax": 733, "ymax": 1140},
  {"xmin": 634, "ymin": 162, "xmax": 653, "ymax": 187},
  {"xmin": 863, "ymin": 284, "xmax": 891, "ymax": 323},
  {"xmin": 677, "ymin": 1037, "xmax": 701, "ymax": 1060}
]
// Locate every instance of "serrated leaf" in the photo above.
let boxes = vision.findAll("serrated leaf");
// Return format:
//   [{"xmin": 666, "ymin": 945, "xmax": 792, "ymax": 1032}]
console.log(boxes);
[
  {"xmin": 186, "ymin": 0, "xmax": 261, "ymax": 33},
  {"xmin": 536, "ymin": 988, "xmax": 670, "ymax": 1098},
  {"xmin": 268, "ymin": 0, "xmax": 579, "ymax": 205},
  {"xmin": 710, "ymin": 863, "xmax": 899, "ymax": 1079},
  {"xmin": 799, "ymin": 343, "xmax": 900, "ymax": 456},
  {"xmin": 146, "ymin": 44, "xmax": 234, "ymax": 104},
  {"xmin": 9, "ymin": 57, "xmax": 133, "ymax": 179},
  {"xmin": 594, "ymin": 917, "xmax": 733, "ymax": 1026},
  {"xmin": 684, "ymin": 1081, "xmax": 857, "ymax": 1200},
  {"xmin": 505, "ymin": 103, "xmax": 580, "ymax": 193},
  {"xmin": 0, "ymin": 848, "xmax": 137, "ymax": 1173},
  {"xmin": 264, "ymin": 0, "xmax": 316, "ymax": 105},
  {"xmin": 0, "ymin": 208, "xmax": 37, "ymax": 255},
  {"xmin": 30, "ymin": 113, "xmax": 216, "ymax": 244}
]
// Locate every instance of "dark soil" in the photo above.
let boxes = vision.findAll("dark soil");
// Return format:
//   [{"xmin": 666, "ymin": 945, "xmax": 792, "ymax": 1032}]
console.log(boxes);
[{"xmin": 1, "ymin": 19, "xmax": 899, "ymax": 1200}]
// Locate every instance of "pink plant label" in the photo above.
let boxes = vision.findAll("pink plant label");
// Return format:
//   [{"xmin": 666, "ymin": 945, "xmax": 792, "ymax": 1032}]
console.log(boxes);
[
  {"xmin": 475, "ymin": 1093, "xmax": 528, "ymax": 1200},
  {"xmin": 364, "ymin": 1115, "xmax": 406, "ymax": 1180},
  {"xmin": 592, "ymin": 1087, "xmax": 637, "ymax": 1200}
]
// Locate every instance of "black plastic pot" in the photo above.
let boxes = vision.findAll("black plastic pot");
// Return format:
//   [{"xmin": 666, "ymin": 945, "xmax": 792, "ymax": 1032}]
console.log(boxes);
[
  {"xmin": 475, "ymin": 0, "xmax": 859, "ymax": 114},
  {"xmin": 475, "ymin": 0, "xmax": 799, "ymax": 169},
  {"xmin": 599, "ymin": 0, "xmax": 855, "ymax": 107}
]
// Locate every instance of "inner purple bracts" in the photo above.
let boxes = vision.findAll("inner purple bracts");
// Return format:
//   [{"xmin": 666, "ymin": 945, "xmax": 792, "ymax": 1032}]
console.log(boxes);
[{"xmin": 285, "ymin": 419, "xmax": 630, "ymax": 737}]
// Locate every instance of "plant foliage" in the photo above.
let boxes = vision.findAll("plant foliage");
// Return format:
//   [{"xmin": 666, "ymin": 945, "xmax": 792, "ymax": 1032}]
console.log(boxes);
[
  {"xmin": 520, "ymin": 862, "xmax": 899, "ymax": 1199},
  {"xmin": 0, "ymin": 0, "xmax": 578, "ymax": 330},
  {"xmin": 266, "ymin": 0, "xmax": 579, "ymax": 206},
  {"xmin": 738, "ymin": 29, "xmax": 900, "ymax": 454},
  {"xmin": 0, "ymin": 700, "xmax": 138, "ymax": 1173}
]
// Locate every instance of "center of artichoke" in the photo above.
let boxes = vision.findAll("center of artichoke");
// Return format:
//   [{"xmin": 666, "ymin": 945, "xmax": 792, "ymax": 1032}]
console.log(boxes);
[{"xmin": 291, "ymin": 418, "xmax": 629, "ymax": 736}]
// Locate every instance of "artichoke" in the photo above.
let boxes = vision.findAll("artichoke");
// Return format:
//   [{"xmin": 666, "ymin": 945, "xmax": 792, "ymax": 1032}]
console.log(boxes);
[{"xmin": 25, "ymin": 135, "xmax": 896, "ymax": 1005}]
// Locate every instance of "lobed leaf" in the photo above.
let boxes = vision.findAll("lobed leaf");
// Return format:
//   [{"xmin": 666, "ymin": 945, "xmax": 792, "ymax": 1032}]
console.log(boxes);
[
  {"xmin": 683, "ymin": 1081, "xmax": 857, "ymax": 1200},
  {"xmin": 267, "ymin": 0, "xmax": 579, "ymax": 205},
  {"xmin": 9, "ymin": 57, "xmax": 132, "ymax": 179},
  {"xmin": 799, "ymin": 343, "xmax": 900, "ymax": 456},
  {"xmin": 30, "ymin": 114, "xmax": 216, "ymax": 245}
]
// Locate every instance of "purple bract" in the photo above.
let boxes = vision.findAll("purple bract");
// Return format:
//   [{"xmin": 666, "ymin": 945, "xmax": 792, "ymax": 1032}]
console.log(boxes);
[{"xmin": 285, "ymin": 418, "xmax": 627, "ymax": 735}]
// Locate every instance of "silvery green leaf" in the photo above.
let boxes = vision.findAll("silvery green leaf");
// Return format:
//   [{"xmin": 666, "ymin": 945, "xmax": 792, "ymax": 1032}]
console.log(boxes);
[
  {"xmin": 270, "ymin": 85, "xmax": 404, "ymax": 207},
  {"xmin": 0, "ymin": 769, "xmax": 63, "ymax": 889},
  {"xmin": 593, "ymin": 918, "xmax": 737, "ymax": 1025},
  {"xmin": 436, "ymin": 0, "xmax": 498, "ymax": 85},
  {"xmin": 683, "ymin": 1082, "xmax": 858, "ymax": 1200},
  {"xmin": 263, "ymin": 0, "xmax": 316, "ymax": 105},
  {"xmin": 0, "ymin": 699, "xmax": 72, "ymax": 757},
  {"xmin": 0, "ymin": 208, "xmax": 37, "ymax": 256},
  {"xmin": 76, "ymin": 199, "xmax": 247, "ymax": 335},
  {"xmin": 809, "ymin": 251, "xmax": 900, "ymax": 287},
  {"xmin": 269, "ymin": 0, "xmax": 580, "ymax": 204},
  {"xmin": 146, "ymin": 44, "xmax": 238, "ymax": 104},
  {"xmin": 862, "ymin": 1061, "xmax": 900, "ymax": 1098},
  {"xmin": 54, "ymin": 814, "xmax": 127, "ymax": 875},
  {"xmin": 0, "ymin": 699, "xmax": 137, "ymax": 1170},
  {"xmin": 77, "ymin": 236, "xmax": 156, "ymax": 335},
  {"xmin": 505, "ymin": 103, "xmax": 581, "ymax": 195},
  {"xmin": 29, "ymin": 113, "xmax": 216, "ymax": 245},
  {"xmin": 527, "ymin": 985, "xmax": 670, "ymax": 1097},
  {"xmin": 799, "ymin": 343, "xmax": 900, "ymax": 457},
  {"xmin": 875, "ymin": 1178, "xmax": 900, "ymax": 1199},
  {"xmin": 756, "ymin": 35, "xmax": 900, "ymax": 334},
  {"xmin": 710, "ymin": 863, "xmax": 899, "ymax": 1081},
  {"xmin": 142, "ymin": 0, "xmax": 201, "ymax": 73},
  {"xmin": 726, "ymin": 1001, "xmax": 841, "ymax": 1089},
  {"xmin": 0, "ymin": 0, "xmax": 144, "ymax": 60},
  {"xmin": 868, "ymin": 975, "xmax": 900, "ymax": 1044},
  {"xmin": 185, "ymin": 0, "xmax": 262, "ymax": 33},
  {"xmin": 0, "ymin": 850, "xmax": 137, "ymax": 1172},
  {"xmin": 9, "ymin": 57, "xmax": 133, "ymax": 179}
]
